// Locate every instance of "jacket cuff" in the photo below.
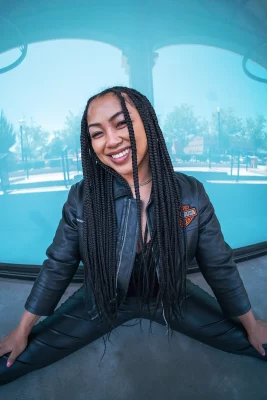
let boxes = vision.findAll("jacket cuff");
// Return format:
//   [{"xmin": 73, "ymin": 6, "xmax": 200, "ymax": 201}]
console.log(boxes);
[
  {"xmin": 213, "ymin": 283, "xmax": 252, "ymax": 318},
  {"xmin": 24, "ymin": 286, "xmax": 63, "ymax": 316}
]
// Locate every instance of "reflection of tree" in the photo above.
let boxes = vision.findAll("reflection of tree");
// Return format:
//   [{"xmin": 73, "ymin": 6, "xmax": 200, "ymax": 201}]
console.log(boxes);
[
  {"xmin": 211, "ymin": 108, "xmax": 243, "ymax": 149},
  {"xmin": 245, "ymin": 115, "xmax": 267, "ymax": 151},
  {"xmin": 11, "ymin": 112, "xmax": 83, "ymax": 161},
  {"xmin": 20, "ymin": 118, "xmax": 50, "ymax": 160},
  {"xmin": 44, "ymin": 136, "xmax": 65, "ymax": 158},
  {"xmin": 163, "ymin": 104, "xmax": 210, "ymax": 154},
  {"xmin": 0, "ymin": 109, "xmax": 16, "ymax": 153},
  {"xmin": 164, "ymin": 104, "xmax": 199, "ymax": 142},
  {"xmin": 57, "ymin": 111, "xmax": 82, "ymax": 152},
  {"xmin": 164, "ymin": 104, "xmax": 267, "ymax": 154}
]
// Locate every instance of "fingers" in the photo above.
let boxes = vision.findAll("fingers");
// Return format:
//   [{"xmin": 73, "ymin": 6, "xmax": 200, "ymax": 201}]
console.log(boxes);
[
  {"xmin": 0, "ymin": 337, "xmax": 25, "ymax": 367},
  {"xmin": 0, "ymin": 339, "xmax": 11, "ymax": 358},
  {"xmin": 6, "ymin": 345, "xmax": 23, "ymax": 367},
  {"xmin": 248, "ymin": 336, "xmax": 266, "ymax": 357},
  {"xmin": 258, "ymin": 345, "xmax": 266, "ymax": 357},
  {"xmin": 252, "ymin": 341, "xmax": 266, "ymax": 356},
  {"xmin": 7, "ymin": 349, "xmax": 18, "ymax": 367}
]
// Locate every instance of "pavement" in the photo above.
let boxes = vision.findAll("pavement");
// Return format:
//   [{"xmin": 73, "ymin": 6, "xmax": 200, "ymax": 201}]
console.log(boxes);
[{"xmin": 0, "ymin": 255, "xmax": 267, "ymax": 399}]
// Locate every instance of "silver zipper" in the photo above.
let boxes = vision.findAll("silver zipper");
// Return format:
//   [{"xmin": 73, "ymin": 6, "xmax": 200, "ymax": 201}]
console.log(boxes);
[
  {"xmin": 146, "ymin": 206, "xmax": 168, "ymax": 331},
  {"xmin": 116, "ymin": 199, "xmax": 130, "ymax": 286}
]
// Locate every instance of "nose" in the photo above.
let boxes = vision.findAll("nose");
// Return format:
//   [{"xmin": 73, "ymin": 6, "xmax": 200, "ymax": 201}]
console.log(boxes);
[{"xmin": 105, "ymin": 127, "xmax": 122, "ymax": 148}]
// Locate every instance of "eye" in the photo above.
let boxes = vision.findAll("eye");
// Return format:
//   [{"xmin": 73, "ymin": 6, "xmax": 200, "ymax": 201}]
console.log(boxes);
[
  {"xmin": 91, "ymin": 131, "xmax": 103, "ymax": 138},
  {"xmin": 117, "ymin": 120, "xmax": 127, "ymax": 127}
]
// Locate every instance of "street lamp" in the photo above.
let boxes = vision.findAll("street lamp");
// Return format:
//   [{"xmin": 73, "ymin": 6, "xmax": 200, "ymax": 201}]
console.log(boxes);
[
  {"xmin": 18, "ymin": 119, "xmax": 24, "ymax": 162},
  {"xmin": 216, "ymin": 107, "xmax": 221, "ymax": 151}
]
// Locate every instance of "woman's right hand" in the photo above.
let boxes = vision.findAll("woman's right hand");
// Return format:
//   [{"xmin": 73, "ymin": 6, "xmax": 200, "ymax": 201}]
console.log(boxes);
[{"xmin": 0, "ymin": 327, "xmax": 29, "ymax": 367}]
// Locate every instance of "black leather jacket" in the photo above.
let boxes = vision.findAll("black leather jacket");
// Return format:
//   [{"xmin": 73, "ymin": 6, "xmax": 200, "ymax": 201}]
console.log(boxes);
[{"xmin": 25, "ymin": 172, "xmax": 251, "ymax": 321}]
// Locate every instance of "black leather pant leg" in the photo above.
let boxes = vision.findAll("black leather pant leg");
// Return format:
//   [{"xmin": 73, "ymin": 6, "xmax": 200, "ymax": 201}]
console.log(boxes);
[
  {"xmin": 168, "ymin": 279, "xmax": 267, "ymax": 361},
  {"xmin": 0, "ymin": 285, "xmax": 140, "ymax": 386}
]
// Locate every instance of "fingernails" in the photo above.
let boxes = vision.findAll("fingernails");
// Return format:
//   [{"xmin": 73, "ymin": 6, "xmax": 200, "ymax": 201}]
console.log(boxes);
[{"xmin": 6, "ymin": 362, "xmax": 11, "ymax": 367}]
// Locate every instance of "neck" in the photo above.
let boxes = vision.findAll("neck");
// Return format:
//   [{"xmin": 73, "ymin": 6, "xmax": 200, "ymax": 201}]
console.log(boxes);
[
  {"xmin": 124, "ymin": 158, "xmax": 152, "ymax": 187},
  {"xmin": 129, "ymin": 176, "xmax": 152, "ymax": 187},
  {"xmin": 130, "ymin": 176, "xmax": 152, "ymax": 200}
]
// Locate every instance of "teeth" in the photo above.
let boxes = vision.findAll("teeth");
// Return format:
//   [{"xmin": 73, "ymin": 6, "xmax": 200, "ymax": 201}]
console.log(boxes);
[{"xmin": 111, "ymin": 148, "xmax": 130, "ymax": 159}]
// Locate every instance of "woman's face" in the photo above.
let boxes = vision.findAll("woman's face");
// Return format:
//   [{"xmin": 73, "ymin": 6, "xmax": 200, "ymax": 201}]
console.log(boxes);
[{"xmin": 87, "ymin": 92, "xmax": 150, "ymax": 182}]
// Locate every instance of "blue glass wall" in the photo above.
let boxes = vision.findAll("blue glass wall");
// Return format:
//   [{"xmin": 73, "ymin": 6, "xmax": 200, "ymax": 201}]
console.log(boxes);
[{"xmin": 0, "ymin": 35, "xmax": 267, "ymax": 265}]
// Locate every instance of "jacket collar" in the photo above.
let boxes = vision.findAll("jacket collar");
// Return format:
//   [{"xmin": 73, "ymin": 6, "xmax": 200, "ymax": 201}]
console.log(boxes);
[
  {"xmin": 113, "ymin": 176, "xmax": 132, "ymax": 199},
  {"xmin": 113, "ymin": 175, "xmax": 155, "ymax": 204}
]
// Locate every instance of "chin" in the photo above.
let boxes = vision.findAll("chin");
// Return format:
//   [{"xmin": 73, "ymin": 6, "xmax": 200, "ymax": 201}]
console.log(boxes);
[{"xmin": 111, "ymin": 165, "xmax": 134, "ymax": 177}]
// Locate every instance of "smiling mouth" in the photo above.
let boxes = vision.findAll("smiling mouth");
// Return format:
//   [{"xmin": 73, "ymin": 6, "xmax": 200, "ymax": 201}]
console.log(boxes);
[{"xmin": 110, "ymin": 147, "xmax": 131, "ymax": 159}]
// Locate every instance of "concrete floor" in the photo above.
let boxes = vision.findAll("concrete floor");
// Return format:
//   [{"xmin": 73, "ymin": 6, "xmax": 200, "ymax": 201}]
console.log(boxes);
[{"xmin": 0, "ymin": 255, "xmax": 267, "ymax": 400}]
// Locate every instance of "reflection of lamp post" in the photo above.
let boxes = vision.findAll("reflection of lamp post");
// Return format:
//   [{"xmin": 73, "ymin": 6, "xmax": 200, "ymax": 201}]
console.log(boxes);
[
  {"xmin": 217, "ymin": 107, "xmax": 221, "ymax": 151},
  {"xmin": 18, "ymin": 119, "xmax": 29, "ymax": 179},
  {"xmin": 19, "ymin": 119, "xmax": 24, "ymax": 162}
]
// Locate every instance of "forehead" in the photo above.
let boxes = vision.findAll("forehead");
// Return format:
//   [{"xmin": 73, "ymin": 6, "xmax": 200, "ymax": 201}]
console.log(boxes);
[{"xmin": 87, "ymin": 93, "xmax": 135, "ymax": 122}]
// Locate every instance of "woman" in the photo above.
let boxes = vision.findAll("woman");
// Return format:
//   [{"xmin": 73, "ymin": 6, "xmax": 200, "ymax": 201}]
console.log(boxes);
[{"xmin": 0, "ymin": 86, "xmax": 267, "ymax": 386}]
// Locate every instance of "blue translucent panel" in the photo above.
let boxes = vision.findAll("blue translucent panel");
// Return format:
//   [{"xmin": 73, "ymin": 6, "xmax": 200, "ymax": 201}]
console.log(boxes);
[{"xmin": 0, "ymin": 39, "xmax": 267, "ymax": 265}]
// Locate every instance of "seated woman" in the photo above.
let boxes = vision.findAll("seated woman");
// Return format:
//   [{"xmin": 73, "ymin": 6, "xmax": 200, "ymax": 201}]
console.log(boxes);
[{"xmin": 0, "ymin": 86, "xmax": 267, "ymax": 386}]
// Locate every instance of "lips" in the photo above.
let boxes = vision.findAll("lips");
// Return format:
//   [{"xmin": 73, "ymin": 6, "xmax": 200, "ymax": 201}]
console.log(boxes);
[
  {"xmin": 108, "ymin": 146, "xmax": 131, "ymax": 157},
  {"xmin": 109, "ymin": 147, "xmax": 132, "ymax": 164}
]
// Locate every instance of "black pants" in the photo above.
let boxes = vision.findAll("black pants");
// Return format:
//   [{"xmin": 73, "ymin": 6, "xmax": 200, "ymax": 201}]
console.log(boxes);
[{"xmin": 1, "ymin": 279, "xmax": 266, "ymax": 386}]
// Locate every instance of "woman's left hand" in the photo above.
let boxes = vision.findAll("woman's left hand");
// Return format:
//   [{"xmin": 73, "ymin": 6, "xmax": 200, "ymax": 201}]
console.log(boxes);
[{"xmin": 247, "ymin": 320, "xmax": 267, "ymax": 356}]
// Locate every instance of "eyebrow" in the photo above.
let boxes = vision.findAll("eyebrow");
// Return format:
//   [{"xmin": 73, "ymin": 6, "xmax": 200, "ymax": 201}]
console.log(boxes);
[{"xmin": 88, "ymin": 111, "xmax": 124, "ymax": 129}]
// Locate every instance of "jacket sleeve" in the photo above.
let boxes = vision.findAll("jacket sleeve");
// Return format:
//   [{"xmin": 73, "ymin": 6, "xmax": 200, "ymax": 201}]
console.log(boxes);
[
  {"xmin": 195, "ymin": 180, "xmax": 251, "ymax": 318},
  {"xmin": 24, "ymin": 184, "xmax": 81, "ymax": 316}
]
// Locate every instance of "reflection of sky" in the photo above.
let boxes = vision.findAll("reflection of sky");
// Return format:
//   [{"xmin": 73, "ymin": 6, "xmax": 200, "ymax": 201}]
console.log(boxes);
[
  {"xmin": 0, "ymin": 40, "xmax": 267, "ymax": 134},
  {"xmin": 0, "ymin": 40, "xmax": 129, "ymax": 133},
  {"xmin": 154, "ymin": 45, "xmax": 267, "ymax": 125}
]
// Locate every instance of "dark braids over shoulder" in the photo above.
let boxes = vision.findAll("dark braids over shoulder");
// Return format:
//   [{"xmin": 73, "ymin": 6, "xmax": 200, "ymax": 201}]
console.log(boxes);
[{"xmin": 80, "ymin": 87, "xmax": 188, "ymax": 360}]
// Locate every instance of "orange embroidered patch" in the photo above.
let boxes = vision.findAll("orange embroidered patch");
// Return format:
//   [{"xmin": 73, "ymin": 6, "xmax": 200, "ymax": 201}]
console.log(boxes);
[{"xmin": 179, "ymin": 205, "xmax": 198, "ymax": 227}]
